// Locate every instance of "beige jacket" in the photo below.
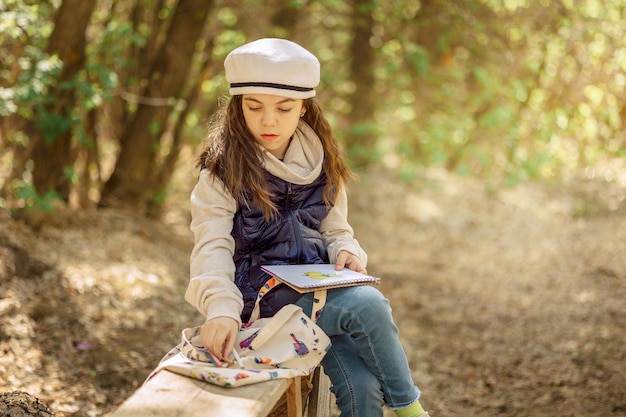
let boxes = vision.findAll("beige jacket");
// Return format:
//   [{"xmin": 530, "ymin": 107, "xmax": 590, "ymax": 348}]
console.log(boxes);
[{"xmin": 185, "ymin": 121, "xmax": 367, "ymax": 326}]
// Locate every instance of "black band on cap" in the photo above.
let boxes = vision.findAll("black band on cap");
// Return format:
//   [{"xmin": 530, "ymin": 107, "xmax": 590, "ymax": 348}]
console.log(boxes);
[{"xmin": 230, "ymin": 82, "xmax": 314, "ymax": 92}]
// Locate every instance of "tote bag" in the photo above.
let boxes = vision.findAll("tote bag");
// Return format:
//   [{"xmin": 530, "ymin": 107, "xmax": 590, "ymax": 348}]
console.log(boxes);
[{"xmin": 150, "ymin": 303, "xmax": 330, "ymax": 387}]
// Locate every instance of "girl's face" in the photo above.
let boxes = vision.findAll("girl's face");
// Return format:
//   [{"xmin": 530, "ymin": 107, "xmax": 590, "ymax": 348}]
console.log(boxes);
[{"xmin": 241, "ymin": 94, "xmax": 305, "ymax": 159}]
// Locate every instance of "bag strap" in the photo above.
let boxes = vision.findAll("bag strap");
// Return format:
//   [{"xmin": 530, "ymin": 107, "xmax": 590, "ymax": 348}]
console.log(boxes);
[
  {"xmin": 248, "ymin": 276, "xmax": 279, "ymax": 322},
  {"xmin": 240, "ymin": 303, "xmax": 303, "ymax": 353},
  {"xmin": 311, "ymin": 289, "xmax": 327, "ymax": 323},
  {"xmin": 248, "ymin": 276, "xmax": 327, "ymax": 323}
]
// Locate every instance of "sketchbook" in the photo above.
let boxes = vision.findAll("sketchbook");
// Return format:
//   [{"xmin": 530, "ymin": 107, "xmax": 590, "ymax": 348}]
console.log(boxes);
[{"xmin": 261, "ymin": 264, "xmax": 380, "ymax": 293}]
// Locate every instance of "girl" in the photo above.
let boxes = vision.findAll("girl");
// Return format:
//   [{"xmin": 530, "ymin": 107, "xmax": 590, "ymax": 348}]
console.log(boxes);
[{"xmin": 185, "ymin": 38, "xmax": 430, "ymax": 417}]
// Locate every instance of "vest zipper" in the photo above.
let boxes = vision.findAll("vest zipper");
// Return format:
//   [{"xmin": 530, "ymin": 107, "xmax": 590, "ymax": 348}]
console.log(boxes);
[{"xmin": 286, "ymin": 182, "xmax": 303, "ymax": 263}]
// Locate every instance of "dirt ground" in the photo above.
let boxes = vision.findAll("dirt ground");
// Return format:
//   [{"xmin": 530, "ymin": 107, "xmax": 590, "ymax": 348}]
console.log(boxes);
[{"xmin": 1, "ymin": 166, "xmax": 625, "ymax": 417}]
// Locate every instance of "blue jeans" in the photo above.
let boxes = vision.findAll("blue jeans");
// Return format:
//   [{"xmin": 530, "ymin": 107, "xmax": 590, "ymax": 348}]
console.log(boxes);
[{"xmin": 295, "ymin": 285, "xmax": 421, "ymax": 417}]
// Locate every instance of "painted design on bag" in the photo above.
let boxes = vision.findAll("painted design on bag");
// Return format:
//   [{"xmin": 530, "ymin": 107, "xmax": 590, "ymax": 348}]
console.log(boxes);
[
  {"xmin": 234, "ymin": 372, "xmax": 250, "ymax": 381},
  {"xmin": 239, "ymin": 331, "xmax": 259, "ymax": 349},
  {"xmin": 290, "ymin": 333, "xmax": 309, "ymax": 356},
  {"xmin": 202, "ymin": 371, "xmax": 232, "ymax": 386},
  {"xmin": 254, "ymin": 357, "xmax": 273, "ymax": 365}
]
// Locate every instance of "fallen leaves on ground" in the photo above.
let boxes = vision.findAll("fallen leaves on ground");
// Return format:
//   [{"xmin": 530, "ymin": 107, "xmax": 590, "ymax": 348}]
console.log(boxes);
[{"xmin": 1, "ymin": 167, "xmax": 625, "ymax": 417}]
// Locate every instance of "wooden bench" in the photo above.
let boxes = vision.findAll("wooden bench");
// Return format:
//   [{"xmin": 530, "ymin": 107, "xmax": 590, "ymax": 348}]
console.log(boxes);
[{"xmin": 109, "ymin": 366, "xmax": 332, "ymax": 417}]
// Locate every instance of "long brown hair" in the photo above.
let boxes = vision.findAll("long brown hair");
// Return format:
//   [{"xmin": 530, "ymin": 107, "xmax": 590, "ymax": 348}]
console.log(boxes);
[{"xmin": 197, "ymin": 95, "xmax": 355, "ymax": 219}]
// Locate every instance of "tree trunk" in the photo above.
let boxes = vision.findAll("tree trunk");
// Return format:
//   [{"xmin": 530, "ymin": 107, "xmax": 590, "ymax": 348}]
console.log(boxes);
[
  {"xmin": 100, "ymin": 0, "xmax": 213, "ymax": 211},
  {"xmin": 344, "ymin": 0, "xmax": 376, "ymax": 167},
  {"xmin": 147, "ymin": 31, "xmax": 217, "ymax": 218},
  {"xmin": 28, "ymin": 0, "xmax": 97, "ymax": 201}
]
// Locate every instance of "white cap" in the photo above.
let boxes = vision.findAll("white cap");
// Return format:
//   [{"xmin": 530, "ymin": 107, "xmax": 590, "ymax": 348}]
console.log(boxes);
[{"xmin": 225, "ymin": 38, "xmax": 320, "ymax": 99}]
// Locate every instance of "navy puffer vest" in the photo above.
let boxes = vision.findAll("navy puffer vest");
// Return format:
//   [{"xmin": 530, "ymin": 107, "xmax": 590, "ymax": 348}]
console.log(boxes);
[{"xmin": 233, "ymin": 170, "xmax": 331, "ymax": 322}]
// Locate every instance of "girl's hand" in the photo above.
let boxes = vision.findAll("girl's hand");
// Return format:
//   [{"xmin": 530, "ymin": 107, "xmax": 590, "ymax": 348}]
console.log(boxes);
[
  {"xmin": 335, "ymin": 250, "xmax": 367, "ymax": 274},
  {"xmin": 199, "ymin": 316, "xmax": 240, "ymax": 360}
]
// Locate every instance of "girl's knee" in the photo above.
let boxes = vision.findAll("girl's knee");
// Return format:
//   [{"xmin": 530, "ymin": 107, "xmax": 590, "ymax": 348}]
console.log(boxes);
[
  {"xmin": 349, "ymin": 285, "xmax": 391, "ymax": 316},
  {"xmin": 335, "ymin": 284, "xmax": 384, "ymax": 301}
]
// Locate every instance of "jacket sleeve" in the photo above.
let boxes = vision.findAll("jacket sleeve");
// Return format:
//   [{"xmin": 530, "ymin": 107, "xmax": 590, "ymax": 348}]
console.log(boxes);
[
  {"xmin": 185, "ymin": 170, "xmax": 244, "ymax": 326},
  {"xmin": 320, "ymin": 186, "xmax": 368, "ymax": 267}
]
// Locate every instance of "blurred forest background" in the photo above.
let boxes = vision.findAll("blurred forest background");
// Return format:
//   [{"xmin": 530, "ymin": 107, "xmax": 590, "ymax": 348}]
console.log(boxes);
[
  {"xmin": 1, "ymin": 1, "xmax": 626, "ymax": 417},
  {"xmin": 1, "ymin": 0, "xmax": 624, "ymax": 216}
]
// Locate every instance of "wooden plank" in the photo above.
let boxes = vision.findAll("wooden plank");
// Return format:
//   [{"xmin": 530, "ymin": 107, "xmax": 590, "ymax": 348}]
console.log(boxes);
[
  {"xmin": 306, "ymin": 367, "xmax": 332, "ymax": 417},
  {"xmin": 110, "ymin": 370, "xmax": 290, "ymax": 417},
  {"xmin": 286, "ymin": 377, "xmax": 303, "ymax": 417}
]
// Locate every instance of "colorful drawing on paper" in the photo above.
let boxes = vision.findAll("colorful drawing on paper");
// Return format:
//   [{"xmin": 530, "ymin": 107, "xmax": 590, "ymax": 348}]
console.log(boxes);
[{"xmin": 303, "ymin": 271, "xmax": 343, "ymax": 280}]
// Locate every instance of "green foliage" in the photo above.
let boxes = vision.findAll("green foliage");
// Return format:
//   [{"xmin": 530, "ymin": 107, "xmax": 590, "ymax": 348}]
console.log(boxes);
[
  {"xmin": 213, "ymin": 30, "xmax": 247, "ymax": 57},
  {"xmin": 1, "ymin": 2, "xmax": 57, "ymax": 115},
  {"xmin": 2, "ymin": 48, "xmax": 61, "ymax": 117},
  {"xmin": 2, "ymin": 0, "xmax": 625, "ymax": 214},
  {"xmin": 151, "ymin": 187, "xmax": 169, "ymax": 206},
  {"xmin": 35, "ymin": 108, "xmax": 73, "ymax": 143},
  {"xmin": 371, "ymin": 0, "xmax": 625, "ymax": 185},
  {"xmin": 405, "ymin": 43, "xmax": 431, "ymax": 76},
  {"xmin": 15, "ymin": 183, "xmax": 61, "ymax": 213}
]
